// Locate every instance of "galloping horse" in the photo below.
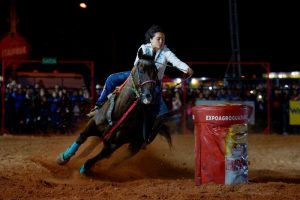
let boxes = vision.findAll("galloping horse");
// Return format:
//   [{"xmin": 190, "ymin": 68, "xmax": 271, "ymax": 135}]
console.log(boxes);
[{"xmin": 56, "ymin": 49, "xmax": 172, "ymax": 174}]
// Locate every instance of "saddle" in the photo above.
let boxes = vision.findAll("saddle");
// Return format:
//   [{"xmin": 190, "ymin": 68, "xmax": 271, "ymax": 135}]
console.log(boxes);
[
  {"xmin": 86, "ymin": 92, "xmax": 116, "ymax": 122},
  {"xmin": 86, "ymin": 78, "xmax": 129, "ymax": 119}
]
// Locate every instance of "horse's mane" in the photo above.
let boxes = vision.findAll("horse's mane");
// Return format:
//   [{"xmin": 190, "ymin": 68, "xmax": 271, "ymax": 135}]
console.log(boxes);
[{"xmin": 134, "ymin": 54, "xmax": 158, "ymax": 75}]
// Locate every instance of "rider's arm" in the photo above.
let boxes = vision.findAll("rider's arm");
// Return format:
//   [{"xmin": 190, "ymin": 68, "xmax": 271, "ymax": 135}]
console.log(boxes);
[{"xmin": 164, "ymin": 48, "xmax": 190, "ymax": 74}]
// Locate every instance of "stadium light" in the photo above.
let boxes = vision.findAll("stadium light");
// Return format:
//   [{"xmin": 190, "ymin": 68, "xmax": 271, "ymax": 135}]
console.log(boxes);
[{"xmin": 79, "ymin": 2, "xmax": 87, "ymax": 9}]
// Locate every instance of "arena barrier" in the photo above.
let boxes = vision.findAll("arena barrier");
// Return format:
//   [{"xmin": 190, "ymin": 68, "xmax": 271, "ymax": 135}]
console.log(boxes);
[{"xmin": 192, "ymin": 104, "xmax": 248, "ymax": 185}]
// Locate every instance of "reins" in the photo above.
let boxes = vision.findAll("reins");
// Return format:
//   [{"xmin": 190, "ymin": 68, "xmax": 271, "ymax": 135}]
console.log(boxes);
[
  {"xmin": 154, "ymin": 60, "xmax": 193, "ymax": 87},
  {"xmin": 173, "ymin": 74, "xmax": 193, "ymax": 87},
  {"xmin": 130, "ymin": 63, "xmax": 157, "ymax": 99},
  {"xmin": 103, "ymin": 99, "xmax": 139, "ymax": 140}
]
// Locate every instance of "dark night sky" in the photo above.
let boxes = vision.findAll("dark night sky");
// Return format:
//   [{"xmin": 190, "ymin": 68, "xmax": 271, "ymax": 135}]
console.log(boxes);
[{"xmin": 1, "ymin": 0, "xmax": 300, "ymax": 82}]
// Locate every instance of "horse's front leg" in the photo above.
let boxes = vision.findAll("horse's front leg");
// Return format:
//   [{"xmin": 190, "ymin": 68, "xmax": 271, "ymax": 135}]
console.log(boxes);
[
  {"xmin": 56, "ymin": 120, "xmax": 99, "ymax": 165},
  {"xmin": 79, "ymin": 142, "xmax": 121, "ymax": 175}
]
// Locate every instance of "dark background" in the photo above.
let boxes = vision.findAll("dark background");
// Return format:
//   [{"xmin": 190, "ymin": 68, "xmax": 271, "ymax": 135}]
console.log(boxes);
[{"xmin": 1, "ymin": 0, "xmax": 299, "ymax": 83}]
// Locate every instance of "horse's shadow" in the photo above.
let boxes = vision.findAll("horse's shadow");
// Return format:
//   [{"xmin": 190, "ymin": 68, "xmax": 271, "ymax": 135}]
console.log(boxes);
[
  {"xmin": 30, "ymin": 146, "xmax": 194, "ymax": 182},
  {"xmin": 94, "ymin": 145, "xmax": 194, "ymax": 182}
]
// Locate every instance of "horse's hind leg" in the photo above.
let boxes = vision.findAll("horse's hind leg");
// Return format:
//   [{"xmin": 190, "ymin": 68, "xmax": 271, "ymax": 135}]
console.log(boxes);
[
  {"xmin": 56, "ymin": 120, "xmax": 99, "ymax": 165},
  {"xmin": 79, "ymin": 143, "xmax": 121, "ymax": 174},
  {"xmin": 108, "ymin": 142, "xmax": 143, "ymax": 168}
]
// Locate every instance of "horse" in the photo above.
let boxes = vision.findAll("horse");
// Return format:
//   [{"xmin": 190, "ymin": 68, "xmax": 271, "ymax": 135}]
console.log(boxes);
[{"xmin": 56, "ymin": 49, "xmax": 172, "ymax": 174}]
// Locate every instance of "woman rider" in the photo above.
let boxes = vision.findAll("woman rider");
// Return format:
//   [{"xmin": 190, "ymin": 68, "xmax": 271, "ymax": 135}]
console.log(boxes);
[{"xmin": 88, "ymin": 24, "xmax": 193, "ymax": 142}]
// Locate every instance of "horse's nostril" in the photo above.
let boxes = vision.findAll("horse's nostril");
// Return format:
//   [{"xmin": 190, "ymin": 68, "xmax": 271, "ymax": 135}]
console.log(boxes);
[{"xmin": 146, "ymin": 94, "xmax": 152, "ymax": 99}]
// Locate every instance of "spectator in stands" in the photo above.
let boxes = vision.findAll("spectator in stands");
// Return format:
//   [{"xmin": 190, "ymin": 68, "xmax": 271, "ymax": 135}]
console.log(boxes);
[
  {"xmin": 172, "ymin": 91, "xmax": 182, "ymax": 111},
  {"xmin": 171, "ymin": 91, "xmax": 182, "ymax": 133},
  {"xmin": 281, "ymin": 89, "xmax": 290, "ymax": 135},
  {"xmin": 48, "ymin": 91, "xmax": 61, "ymax": 130}
]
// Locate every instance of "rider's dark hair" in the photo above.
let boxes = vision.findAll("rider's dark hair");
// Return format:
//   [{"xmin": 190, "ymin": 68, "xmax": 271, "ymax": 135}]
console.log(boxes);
[{"xmin": 145, "ymin": 25, "xmax": 165, "ymax": 43}]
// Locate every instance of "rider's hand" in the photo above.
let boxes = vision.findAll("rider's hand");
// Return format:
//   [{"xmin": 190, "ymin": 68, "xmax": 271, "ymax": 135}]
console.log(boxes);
[{"xmin": 187, "ymin": 67, "xmax": 193, "ymax": 77}]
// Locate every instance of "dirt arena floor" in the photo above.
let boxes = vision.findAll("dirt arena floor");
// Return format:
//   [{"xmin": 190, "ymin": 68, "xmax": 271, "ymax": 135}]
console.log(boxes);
[{"xmin": 0, "ymin": 129, "xmax": 300, "ymax": 200}]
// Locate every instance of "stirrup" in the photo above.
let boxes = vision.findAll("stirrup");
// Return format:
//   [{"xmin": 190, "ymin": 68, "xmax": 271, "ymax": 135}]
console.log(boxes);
[
  {"xmin": 86, "ymin": 110, "xmax": 98, "ymax": 118},
  {"xmin": 86, "ymin": 104, "xmax": 102, "ymax": 118}
]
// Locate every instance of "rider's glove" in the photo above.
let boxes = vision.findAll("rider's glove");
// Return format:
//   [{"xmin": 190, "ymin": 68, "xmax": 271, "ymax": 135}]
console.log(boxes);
[{"xmin": 187, "ymin": 67, "xmax": 194, "ymax": 77}]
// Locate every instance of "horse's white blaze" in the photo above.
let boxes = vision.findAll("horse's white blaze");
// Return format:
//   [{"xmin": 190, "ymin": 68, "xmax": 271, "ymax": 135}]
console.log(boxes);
[{"xmin": 143, "ymin": 99, "xmax": 150, "ymax": 104}]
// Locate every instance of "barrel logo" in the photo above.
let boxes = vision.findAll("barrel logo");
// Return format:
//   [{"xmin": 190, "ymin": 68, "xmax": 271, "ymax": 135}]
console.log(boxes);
[{"xmin": 205, "ymin": 115, "xmax": 248, "ymax": 121}]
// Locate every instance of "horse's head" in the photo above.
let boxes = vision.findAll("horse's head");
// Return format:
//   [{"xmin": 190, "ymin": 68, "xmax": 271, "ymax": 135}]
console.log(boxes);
[{"xmin": 131, "ymin": 48, "xmax": 158, "ymax": 105}]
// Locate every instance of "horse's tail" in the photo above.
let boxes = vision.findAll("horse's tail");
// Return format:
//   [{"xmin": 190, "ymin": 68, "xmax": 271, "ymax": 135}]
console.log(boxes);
[
  {"xmin": 154, "ymin": 109, "xmax": 187, "ymax": 148},
  {"xmin": 148, "ymin": 117, "xmax": 172, "ymax": 149},
  {"xmin": 158, "ymin": 124, "xmax": 172, "ymax": 149}
]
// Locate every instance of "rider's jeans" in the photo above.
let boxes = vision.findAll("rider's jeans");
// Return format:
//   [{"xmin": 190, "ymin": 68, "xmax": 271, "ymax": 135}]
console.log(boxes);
[{"xmin": 96, "ymin": 71, "xmax": 131, "ymax": 105}]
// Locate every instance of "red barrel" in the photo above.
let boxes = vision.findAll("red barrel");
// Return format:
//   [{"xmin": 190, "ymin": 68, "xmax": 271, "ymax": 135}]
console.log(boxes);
[{"xmin": 192, "ymin": 104, "xmax": 248, "ymax": 185}]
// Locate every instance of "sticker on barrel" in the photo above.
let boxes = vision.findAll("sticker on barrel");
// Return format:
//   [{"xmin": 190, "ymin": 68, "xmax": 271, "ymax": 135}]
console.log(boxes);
[{"xmin": 225, "ymin": 124, "xmax": 248, "ymax": 184}]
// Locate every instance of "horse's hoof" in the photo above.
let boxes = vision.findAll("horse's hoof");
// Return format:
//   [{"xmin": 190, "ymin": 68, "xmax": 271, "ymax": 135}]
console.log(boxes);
[
  {"xmin": 56, "ymin": 152, "xmax": 70, "ymax": 165},
  {"xmin": 79, "ymin": 165, "xmax": 88, "ymax": 175}
]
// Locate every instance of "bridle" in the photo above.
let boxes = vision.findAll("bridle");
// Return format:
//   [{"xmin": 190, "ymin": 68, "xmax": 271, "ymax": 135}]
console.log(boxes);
[{"xmin": 130, "ymin": 59, "xmax": 157, "ymax": 99}]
